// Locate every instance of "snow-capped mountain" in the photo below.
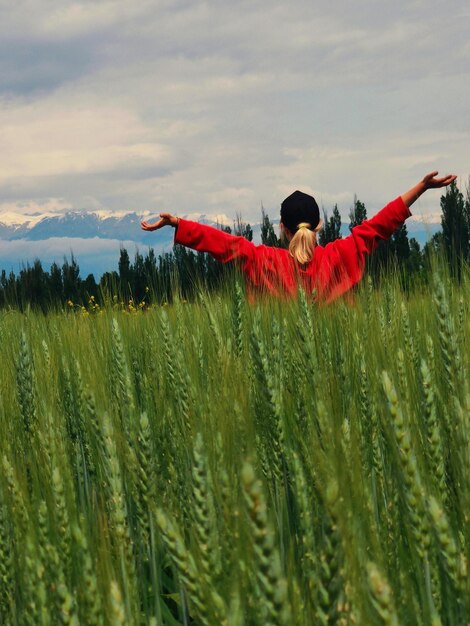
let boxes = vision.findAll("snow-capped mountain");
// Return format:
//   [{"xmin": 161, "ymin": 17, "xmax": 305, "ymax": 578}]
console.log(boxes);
[
  {"xmin": 0, "ymin": 211, "xmax": 169, "ymax": 245},
  {"xmin": 0, "ymin": 209, "xmax": 248, "ymax": 243}
]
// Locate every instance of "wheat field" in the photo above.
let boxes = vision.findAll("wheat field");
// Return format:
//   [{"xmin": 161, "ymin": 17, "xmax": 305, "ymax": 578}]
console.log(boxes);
[{"xmin": 0, "ymin": 269, "xmax": 469, "ymax": 625}]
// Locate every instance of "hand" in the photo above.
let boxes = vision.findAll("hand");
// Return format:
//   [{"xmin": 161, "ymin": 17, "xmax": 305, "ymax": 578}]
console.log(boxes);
[
  {"xmin": 422, "ymin": 171, "xmax": 457, "ymax": 189},
  {"xmin": 141, "ymin": 213, "xmax": 179, "ymax": 231},
  {"xmin": 402, "ymin": 171, "xmax": 458, "ymax": 208}
]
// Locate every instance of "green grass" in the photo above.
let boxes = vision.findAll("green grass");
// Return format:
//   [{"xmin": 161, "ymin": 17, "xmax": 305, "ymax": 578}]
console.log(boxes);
[{"xmin": 0, "ymin": 267, "xmax": 469, "ymax": 625}]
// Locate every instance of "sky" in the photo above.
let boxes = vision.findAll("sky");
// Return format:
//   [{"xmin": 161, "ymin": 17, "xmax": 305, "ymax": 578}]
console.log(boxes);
[{"xmin": 0, "ymin": 0, "xmax": 469, "ymax": 228}]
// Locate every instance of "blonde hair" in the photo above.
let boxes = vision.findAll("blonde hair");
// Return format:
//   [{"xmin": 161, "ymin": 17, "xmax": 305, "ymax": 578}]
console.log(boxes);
[{"xmin": 288, "ymin": 222, "xmax": 320, "ymax": 265}]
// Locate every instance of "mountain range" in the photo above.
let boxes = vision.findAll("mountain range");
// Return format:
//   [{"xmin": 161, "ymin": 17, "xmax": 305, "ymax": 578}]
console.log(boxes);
[
  {"xmin": 0, "ymin": 208, "xmax": 441, "ymax": 243},
  {"xmin": 0, "ymin": 211, "xmax": 173, "ymax": 245},
  {"xmin": 0, "ymin": 209, "xmax": 441, "ymax": 278}
]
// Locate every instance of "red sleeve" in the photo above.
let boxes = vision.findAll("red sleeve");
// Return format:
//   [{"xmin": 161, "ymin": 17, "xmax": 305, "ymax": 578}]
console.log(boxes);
[
  {"xmin": 320, "ymin": 196, "xmax": 411, "ymax": 296},
  {"xmin": 344, "ymin": 195, "xmax": 411, "ymax": 256},
  {"xmin": 174, "ymin": 219, "xmax": 256, "ymax": 266}
]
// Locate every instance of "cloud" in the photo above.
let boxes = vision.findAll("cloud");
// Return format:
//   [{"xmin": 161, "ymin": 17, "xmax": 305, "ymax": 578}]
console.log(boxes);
[
  {"xmin": 0, "ymin": 102, "xmax": 173, "ymax": 179},
  {"xmin": 0, "ymin": 0, "xmax": 468, "ymax": 239},
  {"xmin": 0, "ymin": 198, "xmax": 70, "ymax": 217}
]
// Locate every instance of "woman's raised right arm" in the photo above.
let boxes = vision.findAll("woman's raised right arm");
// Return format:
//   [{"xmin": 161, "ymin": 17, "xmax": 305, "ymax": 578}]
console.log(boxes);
[
  {"xmin": 327, "ymin": 171, "xmax": 457, "ymax": 260},
  {"xmin": 319, "ymin": 172, "xmax": 457, "ymax": 299},
  {"xmin": 400, "ymin": 171, "xmax": 457, "ymax": 208},
  {"xmin": 401, "ymin": 172, "xmax": 457, "ymax": 208}
]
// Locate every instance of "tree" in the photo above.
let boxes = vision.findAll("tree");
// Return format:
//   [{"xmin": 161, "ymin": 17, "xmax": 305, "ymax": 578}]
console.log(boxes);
[
  {"xmin": 50, "ymin": 262, "xmax": 63, "ymax": 302},
  {"xmin": 441, "ymin": 180, "xmax": 467, "ymax": 279},
  {"xmin": 133, "ymin": 250, "xmax": 146, "ymax": 301},
  {"xmin": 349, "ymin": 196, "xmax": 367, "ymax": 231},
  {"xmin": 1, "ymin": 270, "xmax": 18, "ymax": 308},
  {"xmin": 423, "ymin": 231, "xmax": 444, "ymax": 264},
  {"xmin": 465, "ymin": 176, "xmax": 470, "ymax": 262},
  {"xmin": 319, "ymin": 204, "xmax": 342, "ymax": 245},
  {"xmin": 62, "ymin": 255, "xmax": 81, "ymax": 303},
  {"xmin": 144, "ymin": 248, "xmax": 158, "ymax": 292},
  {"xmin": 18, "ymin": 260, "xmax": 49, "ymax": 312},
  {"xmin": 260, "ymin": 206, "xmax": 280, "ymax": 247},
  {"xmin": 100, "ymin": 271, "xmax": 120, "ymax": 301},
  {"xmin": 234, "ymin": 214, "xmax": 253, "ymax": 241},
  {"xmin": 118, "ymin": 247, "xmax": 132, "ymax": 296},
  {"xmin": 408, "ymin": 238, "xmax": 422, "ymax": 273},
  {"xmin": 391, "ymin": 223, "xmax": 411, "ymax": 264},
  {"xmin": 83, "ymin": 274, "xmax": 98, "ymax": 299}
]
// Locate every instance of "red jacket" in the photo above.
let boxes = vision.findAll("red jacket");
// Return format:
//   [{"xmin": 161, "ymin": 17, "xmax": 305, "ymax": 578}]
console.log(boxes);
[{"xmin": 174, "ymin": 196, "xmax": 411, "ymax": 302}]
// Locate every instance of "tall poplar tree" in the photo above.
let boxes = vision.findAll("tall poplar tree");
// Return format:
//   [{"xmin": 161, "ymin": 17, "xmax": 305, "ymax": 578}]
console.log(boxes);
[
  {"xmin": 319, "ymin": 204, "xmax": 342, "ymax": 245},
  {"xmin": 260, "ymin": 206, "xmax": 280, "ymax": 247},
  {"xmin": 440, "ymin": 181, "xmax": 467, "ymax": 279},
  {"xmin": 349, "ymin": 196, "xmax": 367, "ymax": 230}
]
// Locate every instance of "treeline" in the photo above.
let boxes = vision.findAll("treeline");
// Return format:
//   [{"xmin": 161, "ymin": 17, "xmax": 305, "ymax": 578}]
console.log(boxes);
[
  {"xmin": 1, "ymin": 181, "xmax": 469, "ymax": 311},
  {"xmin": 0, "ymin": 247, "xmax": 235, "ymax": 313}
]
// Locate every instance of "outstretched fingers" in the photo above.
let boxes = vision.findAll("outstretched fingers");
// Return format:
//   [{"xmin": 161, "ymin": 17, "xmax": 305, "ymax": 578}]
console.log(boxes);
[
  {"xmin": 423, "ymin": 172, "xmax": 457, "ymax": 189},
  {"xmin": 140, "ymin": 219, "xmax": 162, "ymax": 231},
  {"xmin": 433, "ymin": 174, "xmax": 457, "ymax": 188},
  {"xmin": 140, "ymin": 213, "xmax": 178, "ymax": 231}
]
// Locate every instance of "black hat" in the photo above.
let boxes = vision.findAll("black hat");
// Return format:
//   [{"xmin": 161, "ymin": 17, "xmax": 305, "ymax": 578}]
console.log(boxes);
[{"xmin": 280, "ymin": 190, "xmax": 320, "ymax": 233}]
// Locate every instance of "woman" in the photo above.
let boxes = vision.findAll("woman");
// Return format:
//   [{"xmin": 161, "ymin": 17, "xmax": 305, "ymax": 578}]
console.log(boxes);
[{"xmin": 141, "ymin": 172, "xmax": 456, "ymax": 302}]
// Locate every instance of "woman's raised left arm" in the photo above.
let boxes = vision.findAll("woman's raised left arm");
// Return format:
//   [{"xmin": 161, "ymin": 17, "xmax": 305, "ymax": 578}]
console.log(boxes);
[{"xmin": 141, "ymin": 212, "xmax": 256, "ymax": 265}]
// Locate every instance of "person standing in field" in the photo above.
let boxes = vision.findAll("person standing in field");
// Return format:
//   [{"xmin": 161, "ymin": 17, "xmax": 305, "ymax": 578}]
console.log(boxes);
[{"xmin": 141, "ymin": 172, "xmax": 456, "ymax": 302}]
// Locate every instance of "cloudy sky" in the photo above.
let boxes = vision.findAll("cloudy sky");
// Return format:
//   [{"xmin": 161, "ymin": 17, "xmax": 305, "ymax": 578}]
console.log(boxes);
[{"xmin": 0, "ymin": 0, "xmax": 469, "ymax": 226}]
